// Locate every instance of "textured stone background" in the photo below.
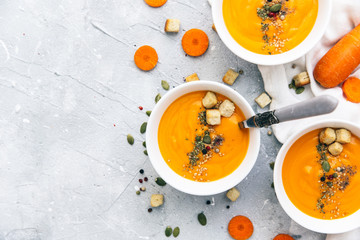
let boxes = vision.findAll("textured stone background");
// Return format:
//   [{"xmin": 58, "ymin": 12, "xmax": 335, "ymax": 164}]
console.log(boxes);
[{"xmin": 0, "ymin": 0, "xmax": 325, "ymax": 239}]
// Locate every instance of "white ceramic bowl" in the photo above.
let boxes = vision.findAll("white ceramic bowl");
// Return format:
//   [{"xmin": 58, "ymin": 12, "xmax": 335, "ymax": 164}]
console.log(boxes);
[
  {"xmin": 212, "ymin": 0, "xmax": 332, "ymax": 65},
  {"xmin": 274, "ymin": 119, "xmax": 360, "ymax": 234},
  {"xmin": 146, "ymin": 81, "xmax": 260, "ymax": 196}
]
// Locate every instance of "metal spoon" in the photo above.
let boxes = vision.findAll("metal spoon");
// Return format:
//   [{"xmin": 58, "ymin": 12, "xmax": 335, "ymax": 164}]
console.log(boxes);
[{"xmin": 239, "ymin": 95, "xmax": 339, "ymax": 129}]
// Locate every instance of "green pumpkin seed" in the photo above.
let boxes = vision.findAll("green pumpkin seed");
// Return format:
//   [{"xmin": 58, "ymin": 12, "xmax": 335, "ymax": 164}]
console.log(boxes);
[
  {"xmin": 173, "ymin": 227, "xmax": 180, "ymax": 237},
  {"xmin": 269, "ymin": 162, "xmax": 275, "ymax": 170},
  {"xmin": 161, "ymin": 80, "xmax": 170, "ymax": 90},
  {"xmin": 198, "ymin": 212, "xmax": 207, "ymax": 226},
  {"xmin": 155, "ymin": 94, "xmax": 161, "ymax": 103},
  {"xmin": 143, "ymin": 150, "xmax": 148, "ymax": 156},
  {"xmin": 327, "ymin": 182, "xmax": 333, "ymax": 187},
  {"xmin": 333, "ymin": 173, "xmax": 338, "ymax": 178},
  {"xmin": 143, "ymin": 141, "xmax": 146, "ymax": 148},
  {"xmin": 296, "ymin": 87, "xmax": 305, "ymax": 94},
  {"xmin": 203, "ymin": 135, "xmax": 211, "ymax": 144},
  {"xmin": 155, "ymin": 177, "xmax": 167, "ymax": 186},
  {"xmin": 165, "ymin": 227, "xmax": 172, "ymax": 237},
  {"xmin": 264, "ymin": 5, "xmax": 270, "ymax": 11},
  {"xmin": 146, "ymin": 111, "xmax": 152, "ymax": 116},
  {"xmin": 127, "ymin": 134, "xmax": 134, "ymax": 145},
  {"xmin": 140, "ymin": 122, "xmax": 147, "ymax": 134},
  {"xmin": 270, "ymin": 4, "xmax": 282, "ymax": 12},
  {"xmin": 322, "ymin": 161, "xmax": 330, "ymax": 172},
  {"xmin": 195, "ymin": 136, "xmax": 202, "ymax": 142}
]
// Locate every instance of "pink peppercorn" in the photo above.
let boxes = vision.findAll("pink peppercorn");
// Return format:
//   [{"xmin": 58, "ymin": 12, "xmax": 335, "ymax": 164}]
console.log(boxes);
[
  {"xmin": 144, "ymin": 177, "xmax": 148, "ymax": 182},
  {"xmin": 139, "ymin": 179, "xmax": 143, "ymax": 183},
  {"xmin": 268, "ymin": 12, "xmax": 276, "ymax": 18},
  {"xmin": 139, "ymin": 106, "xmax": 143, "ymax": 110},
  {"xmin": 206, "ymin": 146, "xmax": 211, "ymax": 151}
]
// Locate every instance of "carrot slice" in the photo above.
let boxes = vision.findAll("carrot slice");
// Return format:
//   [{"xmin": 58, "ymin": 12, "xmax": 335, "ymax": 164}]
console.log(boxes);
[
  {"xmin": 182, "ymin": 29, "xmax": 209, "ymax": 57},
  {"xmin": 342, "ymin": 77, "xmax": 360, "ymax": 103},
  {"xmin": 273, "ymin": 234, "xmax": 294, "ymax": 240},
  {"xmin": 228, "ymin": 215, "xmax": 254, "ymax": 240},
  {"xmin": 134, "ymin": 45, "xmax": 158, "ymax": 71},
  {"xmin": 144, "ymin": 0, "xmax": 167, "ymax": 7}
]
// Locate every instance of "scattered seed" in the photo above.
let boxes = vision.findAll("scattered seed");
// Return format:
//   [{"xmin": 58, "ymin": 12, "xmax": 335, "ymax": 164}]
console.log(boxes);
[
  {"xmin": 271, "ymin": 182, "xmax": 274, "ymax": 188},
  {"xmin": 296, "ymin": 87, "xmax": 305, "ymax": 94},
  {"xmin": 292, "ymin": 64, "xmax": 296, "ymax": 69},
  {"xmin": 327, "ymin": 182, "xmax": 333, "ymax": 187},
  {"xmin": 127, "ymin": 134, "xmax": 134, "ymax": 145},
  {"xmin": 144, "ymin": 177, "xmax": 148, "ymax": 182},
  {"xmin": 155, "ymin": 177, "xmax": 167, "ymax": 186},
  {"xmin": 143, "ymin": 141, "xmax": 146, "ymax": 148},
  {"xmin": 333, "ymin": 173, "xmax": 338, "ymax": 178},
  {"xmin": 144, "ymin": 150, "xmax": 148, "ymax": 156},
  {"xmin": 139, "ymin": 106, "xmax": 143, "ymax": 110},
  {"xmin": 206, "ymin": 200, "xmax": 211, "ymax": 205},
  {"xmin": 320, "ymin": 176, "xmax": 326, "ymax": 182},
  {"xmin": 165, "ymin": 227, "xmax": 172, "ymax": 237},
  {"xmin": 269, "ymin": 162, "xmax": 275, "ymax": 170},
  {"xmin": 140, "ymin": 169, "xmax": 144, "ymax": 174},
  {"xmin": 322, "ymin": 161, "xmax": 330, "ymax": 172},
  {"xmin": 146, "ymin": 111, "xmax": 152, "ymax": 116},
  {"xmin": 270, "ymin": 3, "xmax": 282, "ymax": 12},
  {"xmin": 136, "ymin": 191, "xmax": 140, "ymax": 195},
  {"xmin": 280, "ymin": 15, "xmax": 285, "ymax": 20},
  {"xmin": 140, "ymin": 122, "xmax": 147, "ymax": 134},
  {"xmin": 140, "ymin": 186, "xmax": 146, "ymax": 191},
  {"xmin": 202, "ymin": 149, "xmax": 207, "ymax": 154},
  {"xmin": 173, "ymin": 227, "xmax": 180, "ymax": 238},
  {"xmin": 267, "ymin": 130, "xmax": 273, "ymax": 136},
  {"xmin": 226, "ymin": 205, "xmax": 230, "ymax": 209},
  {"xmin": 161, "ymin": 80, "xmax": 170, "ymax": 90},
  {"xmin": 203, "ymin": 135, "xmax": 211, "ymax": 144},
  {"xmin": 139, "ymin": 179, "xmax": 143, "ymax": 184},
  {"xmin": 148, "ymin": 208, "xmax": 152, "ymax": 213},
  {"xmin": 155, "ymin": 93, "xmax": 161, "ymax": 103},
  {"xmin": 198, "ymin": 212, "xmax": 207, "ymax": 226},
  {"xmin": 239, "ymin": 69, "xmax": 244, "ymax": 75}
]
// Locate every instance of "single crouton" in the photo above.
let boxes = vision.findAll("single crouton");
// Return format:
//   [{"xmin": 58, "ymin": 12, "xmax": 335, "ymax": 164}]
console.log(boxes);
[
  {"xmin": 219, "ymin": 100, "xmax": 235, "ymax": 117},
  {"xmin": 226, "ymin": 187, "xmax": 240, "ymax": 202},
  {"xmin": 185, "ymin": 73, "xmax": 199, "ymax": 82},
  {"xmin": 319, "ymin": 128, "xmax": 336, "ymax": 145},
  {"xmin": 206, "ymin": 109, "xmax": 221, "ymax": 125},
  {"xmin": 328, "ymin": 142, "xmax": 343, "ymax": 156},
  {"xmin": 212, "ymin": 24, "xmax": 217, "ymax": 32},
  {"xmin": 222, "ymin": 69, "xmax": 239, "ymax": 85},
  {"xmin": 293, "ymin": 72, "xmax": 310, "ymax": 87},
  {"xmin": 165, "ymin": 19, "xmax": 180, "ymax": 33},
  {"xmin": 150, "ymin": 194, "xmax": 164, "ymax": 207},
  {"xmin": 255, "ymin": 92, "xmax": 272, "ymax": 108},
  {"xmin": 336, "ymin": 129, "xmax": 351, "ymax": 144},
  {"xmin": 202, "ymin": 92, "xmax": 218, "ymax": 109}
]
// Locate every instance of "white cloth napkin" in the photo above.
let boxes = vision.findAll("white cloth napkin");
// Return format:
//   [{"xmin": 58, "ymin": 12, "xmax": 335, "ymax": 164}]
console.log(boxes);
[{"xmin": 259, "ymin": 0, "xmax": 360, "ymax": 239}]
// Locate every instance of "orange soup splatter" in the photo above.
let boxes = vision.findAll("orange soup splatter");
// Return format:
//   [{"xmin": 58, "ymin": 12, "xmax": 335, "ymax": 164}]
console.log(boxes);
[
  {"xmin": 283, "ymin": 129, "xmax": 360, "ymax": 219},
  {"xmin": 158, "ymin": 91, "xmax": 250, "ymax": 182},
  {"xmin": 223, "ymin": 0, "xmax": 318, "ymax": 55}
]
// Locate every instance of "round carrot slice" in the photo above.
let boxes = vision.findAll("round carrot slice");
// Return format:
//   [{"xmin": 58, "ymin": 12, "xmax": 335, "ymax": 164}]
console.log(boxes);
[
  {"xmin": 228, "ymin": 215, "xmax": 254, "ymax": 240},
  {"xmin": 342, "ymin": 77, "xmax": 360, "ymax": 103},
  {"xmin": 134, "ymin": 45, "xmax": 158, "ymax": 71},
  {"xmin": 182, "ymin": 29, "xmax": 209, "ymax": 57},
  {"xmin": 144, "ymin": 0, "xmax": 167, "ymax": 7},
  {"xmin": 273, "ymin": 234, "xmax": 294, "ymax": 240}
]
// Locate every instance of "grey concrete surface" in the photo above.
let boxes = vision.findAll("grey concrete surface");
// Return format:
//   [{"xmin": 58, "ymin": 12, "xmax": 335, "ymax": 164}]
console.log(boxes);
[{"xmin": 0, "ymin": 0, "xmax": 325, "ymax": 239}]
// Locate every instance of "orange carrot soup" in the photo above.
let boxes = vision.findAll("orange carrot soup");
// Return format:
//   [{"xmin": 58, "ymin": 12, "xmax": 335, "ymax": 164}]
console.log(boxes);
[
  {"xmin": 283, "ymin": 128, "xmax": 360, "ymax": 219},
  {"xmin": 223, "ymin": 0, "xmax": 318, "ymax": 55},
  {"xmin": 158, "ymin": 91, "xmax": 250, "ymax": 182}
]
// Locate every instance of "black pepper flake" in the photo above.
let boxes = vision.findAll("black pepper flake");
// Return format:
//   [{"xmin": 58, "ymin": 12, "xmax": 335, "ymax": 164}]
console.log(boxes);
[
  {"xmin": 148, "ymin": 208, "xmax": 152, "ymax": 213},
  {"xmin": 139, "ymin": 169, "xmax": 144, "ymax": 174},
  {"xmin": 226, "ymin": 205, "xmax": 230, "ymax": 209},
  {"xmin": 206, "ymin": 200, "xmax": 211, "ymax": 205}
]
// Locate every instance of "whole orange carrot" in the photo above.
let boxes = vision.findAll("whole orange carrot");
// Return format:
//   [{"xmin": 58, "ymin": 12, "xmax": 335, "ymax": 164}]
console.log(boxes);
[{"xmin": 314, "ymin": 24, "xmax": 360, "ymax": 88}]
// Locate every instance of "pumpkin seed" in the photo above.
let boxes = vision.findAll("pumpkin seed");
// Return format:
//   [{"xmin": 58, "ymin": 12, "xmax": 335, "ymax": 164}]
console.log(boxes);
[
  {"xmin": 322, "ymin": 161, "xmax": 330, "ymax": 172},
  {"xmin": 127, "ymin": 134, "xmax": 134, "ymax": 145},
  {"xmin": 155, "ymin": 177, "xmax": 167, "ymax": 186},
  {"xmin": 155, "ymin": 93, "xmax": 161, "ymax": 103},
  {"xmin": 296, "ymin": 87, "xmax": 305, "ymax": 94},
  {"xmin": 165, "ymin": 227, "xmax": 172, "ymax": 237},
  {"xmin": 140, "ymin": 122, "xmax": 147, "ymax": 134},
  {"xmin": 264, "ymin": 5, "xmax": 270, "ymax": 11},
  {"xmin": 143, "ymin": 150, "xmax": 148, "ymax": 156},
  {"xmin": 198, "ymin": 212, "xmax": 207, "ymax": 226},
  {"xmin": 173, "ymin": 227, "xmax": 180, "ymax": 237},
  {"xmin": 161, "ymin": 80, "xmax": 170, "ymax": 90},
  {"xmin": 146, "ymin": 111, "xmax": 152, "ymax": 116},
  {"xmin": 143, "ymin": 141, "xmax": 146, "ymax": 148},
  {"xmin": 203, "ymin": 135, "xmax": 211, "ymax": 144},
  {"xmin": 270, "ymin": 4, "xmax": 282, "ymax": 12}
]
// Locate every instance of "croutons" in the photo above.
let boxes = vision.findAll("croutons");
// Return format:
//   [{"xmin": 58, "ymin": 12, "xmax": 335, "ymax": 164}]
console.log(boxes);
[
  {"xmin": 328, "ymin": 142, "xmax": 343, "ymax": 156},
  {"xmin": 165, "ymin": 19, "xmax": 180, "ymax": 33},
  {"xmin": 202, "ymin": 92, "xmax": 218, "ymax": 109},
  {"xmin": 226, "ymin": 187, "xmax": 240, "ymax": 202},
  {"xmin": 185, "ymin": 73, "xmax": 199, "ymax": 82},
  {"xmin": 293, "ymin": 72, "xmax": 310, "ymax": 87},
  {"xmin": 319, "ymin": 128, "xmax": 336, "ymax": 145},
  {"xmin": 336, "ymin": 129, "xmax": 351, "ymax": 144},
  {"xmin": 255, "ymin": 92, "xmax": 272, "ymax": 108},
  {"xmin": 206, "ymin": 109, "xmax": 221, "ymax": 125},
  {"xmin": 212, "ymin": 24, "xmax": 217, "ymax": 32},
  {"xmin": 222, "ymin": 69, "xmax": 239, "ymax": 85},
  {"xmin": 150, "ymin": 194, "xmax": 164, "ymax": 207},
  {"xmin": 219, "ymin": 100, "xmax": 235, "ymax": 117}
]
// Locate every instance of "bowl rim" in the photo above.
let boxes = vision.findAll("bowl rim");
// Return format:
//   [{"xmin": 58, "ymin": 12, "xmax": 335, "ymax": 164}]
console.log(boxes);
[
  {"xmin": 146, "ymin": 81, "xmax": 260, "ymax": 196},
  {"xmin": 211, "ymin": 0, "xmax": 332, "ymax": 65},
  {"xmin": 274, "ymin": 119, "xmax": 360, "ymax": 234}
]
